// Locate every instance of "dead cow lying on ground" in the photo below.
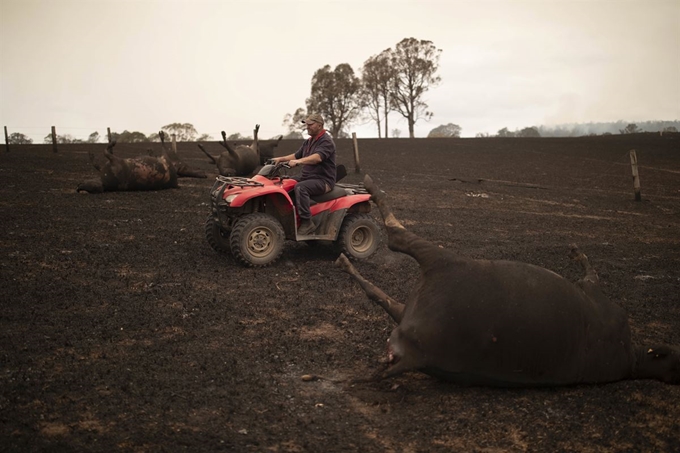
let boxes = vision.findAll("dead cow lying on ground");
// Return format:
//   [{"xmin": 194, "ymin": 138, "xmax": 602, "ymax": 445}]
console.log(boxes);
[
  {"xmin": 198, "ymin": 124, "xmax": 261, "ymax": 176},
  {"xmin": 158, "ymin": 131, "xmax": 207, "ymax": 178},
  {"xmin": 337, "ymin": 175, "xmax": 680, "ymax": 387},
  {"xmin": 77, "ymin": 141, "xmax": 178, "ymax": 193},
  {"xmin": 257, "ymin": 134, "xmax": 283, "ymax": 164}
]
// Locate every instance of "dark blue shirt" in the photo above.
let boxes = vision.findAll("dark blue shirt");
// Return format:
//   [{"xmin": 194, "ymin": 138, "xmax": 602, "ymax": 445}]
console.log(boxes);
[{"xmin": 294, "ymin": 131, "xmax": 336, "ymax": 189}]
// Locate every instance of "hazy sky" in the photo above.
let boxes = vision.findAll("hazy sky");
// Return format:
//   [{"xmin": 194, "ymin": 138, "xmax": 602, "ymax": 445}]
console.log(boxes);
[{"xmin": 1, "ymin": 0, "xmax": 678, "ymax": 141}]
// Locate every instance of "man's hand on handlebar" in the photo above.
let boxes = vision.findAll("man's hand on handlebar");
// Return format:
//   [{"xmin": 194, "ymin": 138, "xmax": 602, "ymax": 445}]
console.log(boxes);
[{"xmin": 266, "ymin": 158, "xmax": 292, "ymax": 169}]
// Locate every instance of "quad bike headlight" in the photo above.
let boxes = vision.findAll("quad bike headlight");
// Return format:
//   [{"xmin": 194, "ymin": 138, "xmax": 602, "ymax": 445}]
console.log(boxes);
[{"xmin": 225, "ymin": 194, "xmax": 238, "ymax": 205}]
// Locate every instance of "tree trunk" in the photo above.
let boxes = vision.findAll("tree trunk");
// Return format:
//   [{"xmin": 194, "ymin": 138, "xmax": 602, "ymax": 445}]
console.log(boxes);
[
  {"xmin": 383, "ymin": 99, "xmax": 389, "ymax": 138},
  {"xmin": 408, "ymin": 114, "xmax": 415, "ymax": 138}
]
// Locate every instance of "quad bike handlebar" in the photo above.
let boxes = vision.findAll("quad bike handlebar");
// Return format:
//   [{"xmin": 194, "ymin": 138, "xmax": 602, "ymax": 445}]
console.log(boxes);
[
  {"xmin": 264, "ymin": 159, "xmax": 291, "ymax": 169},
  {"xmin": 258, "ymin": 161, "xmax": 291, "ymax": 178}
]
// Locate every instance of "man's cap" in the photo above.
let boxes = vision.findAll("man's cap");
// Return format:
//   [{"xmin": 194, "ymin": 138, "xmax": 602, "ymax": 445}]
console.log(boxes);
[{"xmin": 302, "ymin": 113, "xmax": 324, "ymax": 125}]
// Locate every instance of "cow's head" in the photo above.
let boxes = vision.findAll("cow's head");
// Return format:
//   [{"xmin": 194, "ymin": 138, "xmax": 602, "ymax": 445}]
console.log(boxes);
[{"xmin": 636, "ymin": 345, "xmax": 680, "ymax": 384}]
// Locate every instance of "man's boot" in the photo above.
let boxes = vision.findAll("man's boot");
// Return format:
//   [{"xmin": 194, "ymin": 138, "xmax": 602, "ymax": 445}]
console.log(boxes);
[{"xmin": 298, "ymin": 218, "xmax": 317, "ymax": 235}]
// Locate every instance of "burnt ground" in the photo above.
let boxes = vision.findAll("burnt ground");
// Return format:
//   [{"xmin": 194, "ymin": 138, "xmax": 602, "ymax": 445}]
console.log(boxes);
[{"xmin": 1, "ymin": 135, "xmax": 679, "ymax": 452}]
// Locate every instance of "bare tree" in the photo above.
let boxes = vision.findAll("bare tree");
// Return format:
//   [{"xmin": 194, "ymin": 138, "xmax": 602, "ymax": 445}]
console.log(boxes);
[
  {"xmin": 8, "ymin": 132, "xmax": 32, "ymax": 144},
  {"xmin": 389, "ymin": 38, "xmax": 442, "ymax": 138},
  {"xmin": 306, "ymin": 63, "xmax": 362, "ymax": 138},
  {"xmin": 428, "ymin": 123, "xmax": 462, "ymax": 138},
  {"xmin": 226, "ymin": 132, "xmax": 251, "ymax": 141},
  {"xmin": 87, "ymin": 131, "xmax": 100, "ymax": 143},
  {"xmin": 497, "ymin": 127, "xmax": 515, "ymax": 138},
  {"xmin": 361, "ymin": 49, "xmax": 396, "ymax": 139},
  {"xmin": 109, "ymin": 131, "xmax": 148, "ymax": 143},
  {"xmin": 161, "ymin": 123, "xmax": 198, "ymax": 141},
  {"xmin": 282, "ymin": 107, "xmax": 307, "ymax": 134},
  {"xmin": 518, "ymin": 127, "xmax": 541, "ymax": 137},
  {"xmin": 43, "ymin": 133, "xmax": 83, "ymax": 144},
  {"xmin": 619, "ymin": 123, "xmax": 641, "ymax": 134}
]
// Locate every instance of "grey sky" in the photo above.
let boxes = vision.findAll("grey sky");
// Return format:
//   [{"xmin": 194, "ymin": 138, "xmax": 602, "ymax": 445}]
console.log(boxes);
[{"xmin": 1, "ymin": 0, "xmax": 678, "ymax": 141}]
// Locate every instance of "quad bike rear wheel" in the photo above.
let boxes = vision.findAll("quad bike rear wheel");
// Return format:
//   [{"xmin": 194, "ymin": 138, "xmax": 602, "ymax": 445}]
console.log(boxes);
[
  {"xmin": 205, "ymin": 215, "xmax": 230, "ymax": 254},
  {"xmin": 337, "ymin": 213, "xmax": 381, "ymax": 260},
  {"xmin": 230, "ymin": 213, "xmax": 285, "ymax": 267}
]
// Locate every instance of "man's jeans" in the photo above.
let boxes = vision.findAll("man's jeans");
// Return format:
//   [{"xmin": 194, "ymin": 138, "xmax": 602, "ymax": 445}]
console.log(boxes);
[{"xmin": 294, "ymin": 179, "xmax": 328, "ymax": 220}]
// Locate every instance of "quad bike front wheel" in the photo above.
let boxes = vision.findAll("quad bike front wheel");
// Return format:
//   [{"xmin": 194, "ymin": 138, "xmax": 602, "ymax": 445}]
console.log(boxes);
[
  {"xmin": 230, "ymin": 213, "xmax": 285, "ymax": 267},
  {"xmin": 337, "ymin": 213, "xmax": 381, "ymax": 260},
  {"xmin": 205, "ymin": 215, "xmax": 231, "ymax": 254}
]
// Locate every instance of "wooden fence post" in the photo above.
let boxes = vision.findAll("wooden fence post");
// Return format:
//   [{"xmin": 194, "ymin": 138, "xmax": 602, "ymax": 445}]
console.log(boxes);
[
  {"xmin": 630, "ymin": 149, "xmax": 641, "ymax": 202},
  {"xmin": 352, "ymin": 132, "xmax": 361, "ymax": 173},
  {"xmin": 107, "ymin": 127, "xmax": 112, "ymax": 143},
  {"xmin": 51, "ymin": 126, "xmax": 58, "ymax": 153},
  {"xmin": 4, "ymin": 126, "xmax": 9, "ymax": 152},
  {"xmin": 171, "ymin": 134, "xmax": 178, "ymax": 155}
]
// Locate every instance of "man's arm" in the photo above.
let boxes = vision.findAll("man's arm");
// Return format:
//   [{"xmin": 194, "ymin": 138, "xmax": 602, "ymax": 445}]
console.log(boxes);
[
  {"xmin": 272, "ymin": 153, "xmax": 296, "ymax": 164},
  {"xmin": 289, "ymin": 138, "xmax": 333, "ymax": 167},
  {"xmin": 289, "ymin": 153, "xmax": 322, "ymax": 167}
]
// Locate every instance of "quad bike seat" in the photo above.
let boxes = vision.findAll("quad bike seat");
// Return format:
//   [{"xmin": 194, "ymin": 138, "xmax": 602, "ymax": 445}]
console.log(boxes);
[{"xmin": 311, "ymin": 185, "xmax": 347, "ymax": 204}]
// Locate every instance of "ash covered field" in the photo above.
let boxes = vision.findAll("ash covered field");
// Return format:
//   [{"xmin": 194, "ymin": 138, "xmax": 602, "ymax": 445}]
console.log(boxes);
[{"xmin": 1, "ymin": 135, "xmax": 679, "ymax": 451}]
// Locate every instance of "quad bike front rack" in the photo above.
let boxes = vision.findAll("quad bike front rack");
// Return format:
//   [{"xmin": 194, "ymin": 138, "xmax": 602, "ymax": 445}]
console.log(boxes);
[{"xmin": 210, "ymin": 176, "xmax": 265, "ymax": 205}]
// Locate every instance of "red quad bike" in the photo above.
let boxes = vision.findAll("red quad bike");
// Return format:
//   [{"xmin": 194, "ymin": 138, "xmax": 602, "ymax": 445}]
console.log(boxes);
[{"xmin": 205, "ymin": 162, "xmax": 381, "ymax": 267}]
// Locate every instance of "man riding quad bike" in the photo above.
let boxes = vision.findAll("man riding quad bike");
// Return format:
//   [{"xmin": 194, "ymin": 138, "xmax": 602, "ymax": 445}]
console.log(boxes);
[{"xmin": 205, "ymin": 161, "xmax": 381, "ymax": 267}]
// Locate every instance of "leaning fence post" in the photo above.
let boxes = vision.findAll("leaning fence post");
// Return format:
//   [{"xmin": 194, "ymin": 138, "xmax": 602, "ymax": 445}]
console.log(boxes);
[
  {"xmin": 172, "ymin": 134, "xmax": 178, "ymax": 155},
  {"xmin": 630, "ymin": 149, "xmax": 641, "ymax": 202},
  {"xmin": 107, "ymin": 127, "xmax": 112, "ymax": 143},
  {"xmin": 352, "ymin": 132, "xmax": 361, "ymax": 173},
  {"xmin": 4, "ymin": 126, "xmax": 9, "ymax": 152},
  {"xmin": 51, "ymin": 126, "xmax": 58, "ymax": 153}
]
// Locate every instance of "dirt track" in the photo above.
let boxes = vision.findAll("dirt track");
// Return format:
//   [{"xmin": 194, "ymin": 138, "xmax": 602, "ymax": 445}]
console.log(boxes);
[{"xmin": 1, "ymin": 135, "xmax": 679, "ymax": 451}]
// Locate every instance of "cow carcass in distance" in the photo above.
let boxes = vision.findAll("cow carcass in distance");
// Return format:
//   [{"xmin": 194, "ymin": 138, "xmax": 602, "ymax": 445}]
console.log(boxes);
[
  {"xmin": 77, "ymin": 141, "xmax": 178, "ymax": 193},
  {"xmin": 158, "ymin": 131, "xmax": 207, "ymax": 178},
  {"xmin": 198, "ymin": 124, "xmax": 261, "ymax": 176}
]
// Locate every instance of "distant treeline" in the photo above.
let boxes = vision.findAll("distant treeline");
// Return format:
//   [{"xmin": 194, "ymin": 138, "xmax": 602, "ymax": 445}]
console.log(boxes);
[{"xmin": 536, "ymin": 120, "xmax": 680, "ymax": 137}]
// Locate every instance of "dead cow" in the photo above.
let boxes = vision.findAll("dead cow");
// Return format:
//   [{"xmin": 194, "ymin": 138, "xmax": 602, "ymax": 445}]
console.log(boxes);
[
  {"xmin": 198, "ymin": 124, "xmax": 261, "ymax": 176},
  {"xmin": 257, "ymin": 134, "xmax": 283, "ymax": 164},
  {"xmin": 77, "ymin": 141, "xmax": 178, "ymax": 193},
  {"xmin": 336, "ymin": 175, "xmax": 680, "ymax": 387},
  {"xmin": 158, "ymin": 131, "xmax": 207, "ymax": 178}
]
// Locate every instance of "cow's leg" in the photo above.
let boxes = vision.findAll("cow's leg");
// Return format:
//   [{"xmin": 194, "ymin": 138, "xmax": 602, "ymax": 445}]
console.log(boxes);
[
  {"xmin": 88, "ymin": 150, "xmax": 101, "ymax": 172},
  {"xmin": 252, "ymin": 124, "xmax": 260, "ymax": 159},
  {"xmin": 335, "ymin": 253, "xmax": 404, "ymax": 323},
  {"xmin": 176, "ymin": 165, "xmax": 207, "ymax": 178},
  {"xmin": 569, "ymin": 244, "xmax": 598, "ymax": 284},
  {"xmin": 103, "ymin": 148, "xmax": 120, "ymax": 163},
  {"xmin": 363, "ymin": 175, "xmax": 444, "ymax": 269},
  {"xmin": 197, "ymin": 144, "xmax": 219, "ymax": 165},
  {"xmin": 77, "ymin": 180, "xmax": 104, "ymax": 193}
]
